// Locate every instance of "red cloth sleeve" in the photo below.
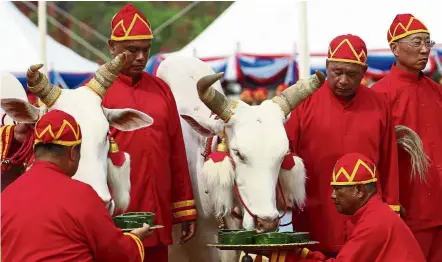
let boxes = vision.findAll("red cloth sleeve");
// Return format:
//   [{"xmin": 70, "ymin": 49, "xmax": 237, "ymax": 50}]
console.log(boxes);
[
  {"xmin": 286, "ymin": 223, "xmax": 386, "ymax": 262},
  {"xmin": 295, "ymin": 220, "xmax": 386, "ymax": 261},
  {"xmin": 80, "ymin": 188, "xmax": 145, "ymax": 262},
  {"xmin": 378, "ymin": 95, "xmax": 400, "ymax": 212},
  {"xmin": 160, "ymin": 80, "xmax": 197, "ymax": 224}
]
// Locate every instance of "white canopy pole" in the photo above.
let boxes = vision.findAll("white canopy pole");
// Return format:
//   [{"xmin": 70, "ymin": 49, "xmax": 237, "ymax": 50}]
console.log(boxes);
[
  {"xmin": 38, "ymin": 1, "xmax": 47, "ymax": 76},
  {"xmin": 297, "ymin": 0, "xmax": 310, "ymax": 78}
]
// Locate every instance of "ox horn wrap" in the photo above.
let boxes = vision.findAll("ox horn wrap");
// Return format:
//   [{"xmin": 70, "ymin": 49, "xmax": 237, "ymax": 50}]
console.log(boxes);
[
  {"xmin": 86, "ymin": 52, "xmax": 127, "ymax": 98},
  {"xmin": 272, "ymin": 71, "xmax": 326, "ymax": 117},
  {"xmin": 197, "ymin": 72, "xmax": 238, "ymax": 122},
  {"xmin": 27, "ymin": 64, "xmax": 61, "ymax": 107}
]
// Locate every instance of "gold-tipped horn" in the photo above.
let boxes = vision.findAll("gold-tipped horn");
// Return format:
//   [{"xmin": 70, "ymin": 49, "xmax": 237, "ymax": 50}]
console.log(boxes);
[
  {"xmin": 27, "ymin": 64, "xmax": 61, "ymax": 107},
  {"xmin": 272, "ymin": 71, "xmax": 325, "ymax": 117},
  {"xmin": 86, "ymin": 52, "xmax": 127, "ymax": 98},
  {"xmin": 197, "ymin": 72, "xmax": 238, "ymax": 122}
]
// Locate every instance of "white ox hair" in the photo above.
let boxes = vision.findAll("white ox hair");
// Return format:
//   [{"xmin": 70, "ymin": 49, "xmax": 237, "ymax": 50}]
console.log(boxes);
[
  {"xmin": 158, "ymin": 55, "xmax": 310, "ymax": 262},
  {"xmin": 203, "ymin": 143, "xmax": 235, "ymax": 217},
  {"xmin": 278, "ymin": 155, "xmax": 306, "ymax": 209},
  {"xmin": 107, "ymin": 153, "xmax": 131, "ymax": 211},
  {"xmin": 158, "ymin": 55, "xmax": 307, "ymax": 217}
]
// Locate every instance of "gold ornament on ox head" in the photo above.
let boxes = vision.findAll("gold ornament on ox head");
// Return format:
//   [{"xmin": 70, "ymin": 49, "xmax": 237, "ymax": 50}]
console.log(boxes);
[
  {"xmin": 86, "ymin": 52, "xmax": 127, "ymax": 98},
  {"xmin": 26, "ymin": 64, "xmax": 61, "ymax": 107}
]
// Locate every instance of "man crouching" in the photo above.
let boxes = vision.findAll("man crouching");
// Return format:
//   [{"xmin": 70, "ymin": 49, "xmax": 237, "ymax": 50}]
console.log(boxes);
[{"xmin": 288, "ymin": 153, "xmax": 425, "ymax": 261}]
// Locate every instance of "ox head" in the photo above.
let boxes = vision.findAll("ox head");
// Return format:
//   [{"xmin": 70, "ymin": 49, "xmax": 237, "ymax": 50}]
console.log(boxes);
[
  {"xmin": 1, "ymin": 53, "xmax": 154, "ymax": 211},
  {"xmin": 157, "ymin": 56, "xmax": 325, "ymax": 231}
]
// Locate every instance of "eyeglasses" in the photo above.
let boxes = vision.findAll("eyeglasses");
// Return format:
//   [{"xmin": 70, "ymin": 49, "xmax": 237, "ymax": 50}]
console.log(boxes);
[{"xmin": 397, "ymin": 39, "xmax": 436, "ymax": 49}]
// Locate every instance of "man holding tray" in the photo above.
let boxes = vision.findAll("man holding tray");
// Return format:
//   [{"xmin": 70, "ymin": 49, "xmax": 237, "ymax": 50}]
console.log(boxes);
[
  {"xmin": 1, "ymin": 110, "xmax": 152, "ymax": 262},
  {"xmin": 289, "ymin": 153, "xmax": 424, "ymax": 261}
]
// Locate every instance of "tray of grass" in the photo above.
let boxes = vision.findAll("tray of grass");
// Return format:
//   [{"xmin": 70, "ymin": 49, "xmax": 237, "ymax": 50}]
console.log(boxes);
[
  {"xmin": 218, "ymin": 229, "xmax": 257, "ymax": 245},
  {"xmin": 254, "ymin": 232, "xmax": 294, "ymax": 245},
  {"xmin": 282, "ymin": 232, "xmax": 310, "ymax": 243},
  {"xmin": 113, "ymin": 212, "xmax": 155, "ymax": 230}
]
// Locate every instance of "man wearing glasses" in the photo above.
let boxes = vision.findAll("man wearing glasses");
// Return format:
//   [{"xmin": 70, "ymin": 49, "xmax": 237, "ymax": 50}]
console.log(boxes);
[{"xmin": 372, "ymin": 13, "xmax": 442, "ymax": 262}]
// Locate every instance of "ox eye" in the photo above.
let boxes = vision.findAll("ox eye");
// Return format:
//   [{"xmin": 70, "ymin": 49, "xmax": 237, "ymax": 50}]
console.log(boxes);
[{"xmin": 232, "ymin": 149, "xmax": 246, "ymax": 162}]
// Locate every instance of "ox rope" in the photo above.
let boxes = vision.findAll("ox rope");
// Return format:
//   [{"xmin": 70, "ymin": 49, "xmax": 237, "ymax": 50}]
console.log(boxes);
[
  {"xmin": 203, "ymin": 136, "xmax": 291, "ymax": 228},
  {"xmin": 1, "ymin": 129, "xmax": 35, "ymax": 172}
]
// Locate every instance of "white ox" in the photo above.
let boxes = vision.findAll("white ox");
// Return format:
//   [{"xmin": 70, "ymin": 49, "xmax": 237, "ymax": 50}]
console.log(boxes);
[
  {"xmin": 156, "ymin": 56, "xmax": 325, "ymax": 262},
  {"xmin": 1, "ymin": 53, "xmax": 153, "ymax": 214}
]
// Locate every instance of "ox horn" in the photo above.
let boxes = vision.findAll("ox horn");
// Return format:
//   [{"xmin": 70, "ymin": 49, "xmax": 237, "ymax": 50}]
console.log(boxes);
[
  {"xmin": 27, "ymin": 64, "xmax": 61, "ymax": 107},
  {"xmin": 85, "ymin": 52, "xmax": 127, "ymax": 98},
  {"xmin": 197, "ymin": 72, "xmax": 238, "ymax": 122},
  {"xmin": 272, "ymin": 71, "xmax": 325, "ymax": 117}
]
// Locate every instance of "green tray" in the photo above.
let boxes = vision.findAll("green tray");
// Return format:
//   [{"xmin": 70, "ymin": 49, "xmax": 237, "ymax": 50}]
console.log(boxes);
[
  {"xmin": 113, "ymin": 212, "xmax": 155, "ymax": 229},
  {"xmin": 283, "ymin": 232, "xmax": 310, "ymax": 243},
  {"xmin": 218, "ymin": 230, "xmax": 257, "ymax": 245},
  {"xmin": 254, "ymin": 232, "xmax": 293, "ymax": 245}
]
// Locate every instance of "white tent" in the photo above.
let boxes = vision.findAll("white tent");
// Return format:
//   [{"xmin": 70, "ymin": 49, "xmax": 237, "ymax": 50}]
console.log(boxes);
[
  {"xmin": 0, "ymin": 1, "xmax": 99, "ymax": 74},
  {"xmin": 176, "ymin": 0, "xmax": 442, "ymax": 59}
]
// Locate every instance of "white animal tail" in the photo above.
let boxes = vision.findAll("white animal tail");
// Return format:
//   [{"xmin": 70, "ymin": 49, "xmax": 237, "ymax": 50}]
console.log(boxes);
[
  {"xmin": 107, "ymin": 152, "xmax": 131, "ymax": 212},
  {"xmin": 395, "ymin": 125, "xmax": 430, "ymax": 182}
]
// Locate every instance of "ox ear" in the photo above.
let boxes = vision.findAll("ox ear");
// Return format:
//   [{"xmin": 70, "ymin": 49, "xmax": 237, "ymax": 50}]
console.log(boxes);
[
  {"xmin": 180, "ymin": 113, "xmax": 225, "ymax": 137},
  {"xmin": 1, "ymin": 98, "xmax": 40, "ymax": 123},
  {"xmin": 102, "ymin": 107, "xmax": 154, "ymax": 131}
]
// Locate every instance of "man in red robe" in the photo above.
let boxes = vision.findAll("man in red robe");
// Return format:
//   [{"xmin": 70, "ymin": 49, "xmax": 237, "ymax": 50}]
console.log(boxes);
[
  {"xmin": 371, "ymin": 14, "xmax": 442, "ymax": 261},
  {"xmin": 285, "ymin": 34, "xmax": 400, "ymax": 256},
  {"xmin": 288, "ymin": 153, "xmax": 425, "ymax": 261},
  {"xmin": 101, "ymin": 4, "xmax": 197, "ymax": 261},
  {"xmin": 1, "ymin": 109, "xmax": 151, "ymax": 262}
]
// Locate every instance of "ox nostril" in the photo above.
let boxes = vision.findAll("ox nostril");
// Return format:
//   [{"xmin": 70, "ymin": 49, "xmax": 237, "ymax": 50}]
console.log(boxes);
[{"xmin": 255, "ymin": 217, "xmax": 280, "ymax": 233}]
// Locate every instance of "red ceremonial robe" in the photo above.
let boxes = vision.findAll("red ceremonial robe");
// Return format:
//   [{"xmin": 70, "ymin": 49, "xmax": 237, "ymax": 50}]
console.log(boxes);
[
  {"xmin": 371, "ymin": 64, "xmax": 442, "ymax": 260},
  {"xmin": 285, "ymin": 81, "xmax": 399, "ymax": 253},
  {"xmin": 286, "ymin": 195, "xmax": 425, "ymax": 262},
  {"xmin": 1, "ymin": 161, "xmax": 145, "ymax": 262},
  {"xmin": 102, "ymin": 72, "xmax": 197, "ymax": 248}
]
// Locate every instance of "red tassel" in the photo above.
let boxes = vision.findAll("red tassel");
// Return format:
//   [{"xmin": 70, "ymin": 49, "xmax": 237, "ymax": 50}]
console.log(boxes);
[
  {"xmin": 281, "ymin": 152, "xmax": 296, "ymax": 170},
  {"xmin": 109, "ymin": 151, "xmax": 125, "ymax": 167},
  {"xmin": 108, "ymin": 136, "xmax": 125, "ymax": 167},
  {"xmin": 207, "ymin": 151, "xmax": 231, "ymax": 163}
]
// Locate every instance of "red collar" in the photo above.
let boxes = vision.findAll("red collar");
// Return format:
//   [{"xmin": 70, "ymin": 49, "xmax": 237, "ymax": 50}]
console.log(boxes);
[
  {"xmin": 117, "ymin": 73, "xmax": 143, "ymax": 87},
  {"xmin": 350, "ymin": 194, "xmax": 382, "ymax": 224},
  {"xmin": 324, "ymin": 80, "xmax": 361, "ymax": 107},
  {"xmin": 390, "ymin": 64, "xmax": 423, "ymax": 83},
  {"xmin": 32, "ymin": 160, "xmax": 67, "ymax": 175}
]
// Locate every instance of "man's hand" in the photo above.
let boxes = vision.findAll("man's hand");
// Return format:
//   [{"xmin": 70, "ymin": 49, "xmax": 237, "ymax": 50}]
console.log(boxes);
[
  {"xmin": 180, "ymin": 220, "xmax": 196, "ymax": 244},
  {"xmin": 13, "ymin": 123, "xmax": 33, "ymax": 143},
  {"xmin": 131, "ymin": 223, "xmax": 152, "ymax": 241}
]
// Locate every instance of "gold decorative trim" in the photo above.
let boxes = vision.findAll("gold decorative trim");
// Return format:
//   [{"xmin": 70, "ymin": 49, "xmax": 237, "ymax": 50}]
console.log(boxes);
[
  {"xmin": 123, "ymin": 232, "xmax": 145, "ymax": 261},
  {"xmin": 86, "ymin": 78, "xmax": 106, "ymax": 98},
  {"xmin": 172, "ymin": 200, "xmax": 195, "ymax": 209},
  {"xmin": 173, "ymin": 209, "xmax": 197, "ymax": 219}
]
